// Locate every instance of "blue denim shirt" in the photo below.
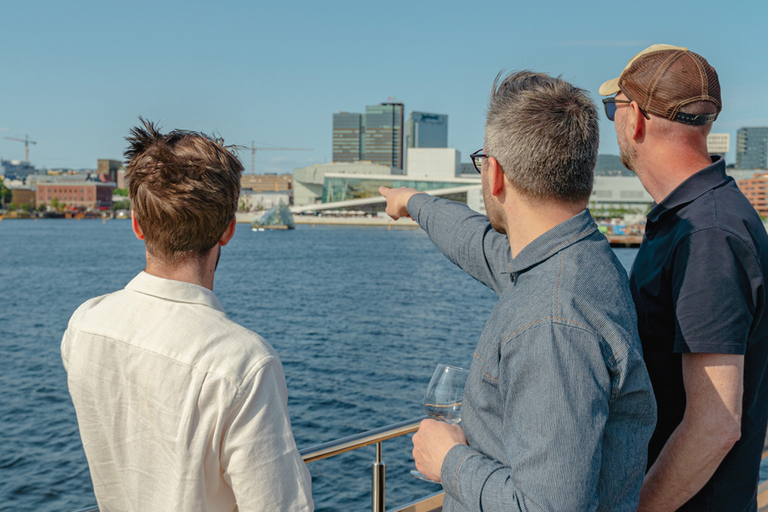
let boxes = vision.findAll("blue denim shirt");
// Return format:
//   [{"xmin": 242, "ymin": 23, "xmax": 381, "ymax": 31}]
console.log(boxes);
[{"xmin": 407, "ymin": 195, "xmax": 657, "ymax": 512}]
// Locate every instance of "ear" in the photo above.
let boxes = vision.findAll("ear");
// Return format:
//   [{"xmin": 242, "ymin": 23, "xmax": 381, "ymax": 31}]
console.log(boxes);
[
  {"xmin": 628, "ymin": 102, "xmax": 646, "ymax": 142},
  {"xmin": 487, "ymin": 157, "xmax": 506, "ymax": 197},
  {"xmin": 218, "ymin": 217, "xmax": 237, "ymax": 247},
  {"xmin": 131, "ymin": 210, "xmax": 145, "ymax": 241}
]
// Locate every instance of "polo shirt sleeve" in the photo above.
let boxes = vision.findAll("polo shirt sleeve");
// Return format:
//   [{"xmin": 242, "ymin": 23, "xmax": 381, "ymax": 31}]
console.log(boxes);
[
  {"xmin": 220, "ymin": 357, "xmax": 314, "ymax": 512},
  {"xmin": 672, "ymin": 227, "xmax": 760, "ymax": 354},
  {"xmin": 407, "ymin": 193, "xmax": 513, "ymax": 295}
]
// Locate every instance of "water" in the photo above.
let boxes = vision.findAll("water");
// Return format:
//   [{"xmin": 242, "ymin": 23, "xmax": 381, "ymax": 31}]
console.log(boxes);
[{"xmin": 0, "ymin": 218, "xmax": 717, "ymax": 511}]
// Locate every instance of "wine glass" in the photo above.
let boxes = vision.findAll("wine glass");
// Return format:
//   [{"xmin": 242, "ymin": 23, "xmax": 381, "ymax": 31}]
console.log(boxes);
[{"xmin": 411, "ymin": 363, "xmax": 469, "ymax": 482}]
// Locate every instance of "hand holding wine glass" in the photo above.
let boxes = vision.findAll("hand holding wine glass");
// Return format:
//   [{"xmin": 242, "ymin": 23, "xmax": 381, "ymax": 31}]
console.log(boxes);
[{"xmin": 411, "ymin": 363, "xmax": 469, "ymax": 481}]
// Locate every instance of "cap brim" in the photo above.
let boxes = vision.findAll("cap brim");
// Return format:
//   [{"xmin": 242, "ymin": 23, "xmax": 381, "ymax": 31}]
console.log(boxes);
[{"xmin": 599, "ymin": 77, "xmax": 620, "ymax": 96}]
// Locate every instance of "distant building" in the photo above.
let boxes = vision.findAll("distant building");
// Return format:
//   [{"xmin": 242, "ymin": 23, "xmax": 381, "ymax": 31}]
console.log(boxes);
[
  {"xmin": 363, "ymin": 103, "xmax": 404, "ymax": 170},
  {"xmin": 736, "ymin": 127, "xmax": 768, "ymax": 169},
  {"xmin": 406, "ymin": 112, "xmax": 448, "ymax": 149},
  {"xmin": 240, "ymin": 190, "xmax": 292, "ymax": 211},
  {"xmin": 12, "ymin": 187, "xmax": 36, "ymax": 207},
  {"xmin": 293, "ymin": 161, "xmax": 393, "ymax": 206},
  {"xmin": 406, "ymin": 148, "xmax": 462, "ymax": 180},
  {"xmin": 36, "ymin": 181, "xmax": 115, "ymax": 209},
  {"xmin": 589, "ymin": 176, "xmax": 653, "ymax": 212},
  {"xmin": 737, "ymin": 173, "xmax": 768, "ymax": 217},
  {"xmin": 707, "ymin": 133, "xmax": 730, "ymax": 157},
  {"xmin": 331, "ymin": 102, "xmax": 405, "ymax": 171},
  {"xmin": 240, "ymin": 173, "xmax": 292, "ymax": 193},
  {"xmin": 332, "ymin": 113, "xmax": 363, "ymax": 163},
  {"xmin": 97, "ymin": 159, "xmax": 122, "ymax": 184},
  {"xmin": 0, "ymin": 160, "xmax": 38, "ymax": 180}
]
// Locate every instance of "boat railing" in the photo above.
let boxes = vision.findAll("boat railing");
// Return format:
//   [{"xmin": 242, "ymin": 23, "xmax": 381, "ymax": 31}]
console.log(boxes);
[{"xmin": 72, "ymin": 415, "xmax": 444, "ymax": 512}]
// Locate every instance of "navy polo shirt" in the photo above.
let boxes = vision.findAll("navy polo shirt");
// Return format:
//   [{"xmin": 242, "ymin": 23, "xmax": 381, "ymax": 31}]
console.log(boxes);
[{"xmin": 630, "ymin": 157, "xmax": 768, "ymax": 511}]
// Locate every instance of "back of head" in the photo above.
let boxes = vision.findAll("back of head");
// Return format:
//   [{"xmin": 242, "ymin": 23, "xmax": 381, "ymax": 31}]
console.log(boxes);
[
  {"xmin": 485, "ymin": 71, "xmax": 598, "ymax": 205},
  {"xmin": 124, "ymin": 119, "xmax": 243, "ymax": 264},
  {"xmin": 599, "ymin": 44, "xmax": 721, "ymax": 126}
]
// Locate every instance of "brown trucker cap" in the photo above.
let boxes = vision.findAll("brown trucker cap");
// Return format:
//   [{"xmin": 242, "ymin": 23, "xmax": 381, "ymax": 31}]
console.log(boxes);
[{"xmin": 599, "ymin": 44, "xmax": 721, "ymax": 125}]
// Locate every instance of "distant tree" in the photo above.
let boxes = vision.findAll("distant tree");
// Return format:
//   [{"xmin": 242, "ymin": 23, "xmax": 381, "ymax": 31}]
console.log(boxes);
[
  {"xmin": 113, "ymin": 188, "xmax": 129, "ymax": 197},
  {"xmin": 0, "ymin": 182, "xmax": 11, "ymax": 208},
  {"xmin": 111, "ymin": 199, "xmax": 131, "ymax": 211},
  {"xmin": 50, "ymin": 197, "xmax": 61, "ymax": 211}
]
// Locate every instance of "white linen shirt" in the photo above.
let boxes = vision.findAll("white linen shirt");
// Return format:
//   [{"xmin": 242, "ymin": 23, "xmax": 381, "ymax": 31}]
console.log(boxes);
[{"xmin": 62, "ymin": 271, "xmax": 313, "ymax": 512}]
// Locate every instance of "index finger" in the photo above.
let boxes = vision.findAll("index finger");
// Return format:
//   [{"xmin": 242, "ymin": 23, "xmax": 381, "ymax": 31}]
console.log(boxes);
[{"xmin": 378, "ymin": 186, "xmax": 391, "ymax": 197}]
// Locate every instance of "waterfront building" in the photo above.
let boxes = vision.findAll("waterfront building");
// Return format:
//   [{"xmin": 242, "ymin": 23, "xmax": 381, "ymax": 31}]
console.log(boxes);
[
  {"xmin": 239, "ymin": 190, "xmax": 292, "ymax": 211},
  {"xmin": 331, "ymin": 102, "xmax": 405, "ymax": 171},
  {"xmin": 707, "ymin": 133, "xmax": 729, "ymax": 160},
  {"xmin": 97, "ymin": 159, "xmax": 122, "ymax": 184},
  {"xmin": 332, "ymin": 112, "xmax": 362, "ymax": 163},
  {"xmin": 589, "ymin": 175, "xmax": 653, "ymax": 213},
  {"xmin": 293, "ymin": 161, "xmax": 393, "ymax": 206},
  {"xmin": 736, "ymin": 127, "xmax": 768, "ymax": 169},
  {"xmin": 405, "ymin": 112, "xmax": 448, "ymax": 149},
  {"xmin": 0, "ymin": 160, "xmax": 37, "ymax": 181},
  {"xmin": 36, "ymin": 181, "xmax": 115, "ymax": 209},
  {"xmin": 11, "ymin": 187, "xmax": 35, "ymax": 208},
  {"xmin": 737, "ymin": 173, "xmax": 768, "ymax": 217},
  {"xmin": 241, "ymin": 173, "xmax": 292, "ymax": 193},
  {"xmin": 406, "ymin": 148, "xmax": 462, "ymax": 180}
]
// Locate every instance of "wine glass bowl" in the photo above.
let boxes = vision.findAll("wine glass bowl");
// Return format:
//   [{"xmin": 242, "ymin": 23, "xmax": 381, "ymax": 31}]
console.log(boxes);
[{"xmin": 411, "ymin": 363, "xmax": 469, "ymax": 482}]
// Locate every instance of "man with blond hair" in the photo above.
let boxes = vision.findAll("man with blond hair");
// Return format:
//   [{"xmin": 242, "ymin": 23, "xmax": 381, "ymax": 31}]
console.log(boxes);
[
  {"xmin": 600, "ymin": 45, "xmax": 768, "ymax": 511},
  {"xmin": 381, "ymin": 71, "xmax": 656, "ymax": 511},
  {"xmin": 62, "ymin": 120, "xmax": 313, "ymax": 511}
]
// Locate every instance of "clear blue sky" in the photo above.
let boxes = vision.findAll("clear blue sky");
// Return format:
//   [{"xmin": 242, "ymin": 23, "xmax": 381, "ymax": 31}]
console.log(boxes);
[{"xmin": 2, "ymin": 0, "xmax": 766, "ymax": 174}]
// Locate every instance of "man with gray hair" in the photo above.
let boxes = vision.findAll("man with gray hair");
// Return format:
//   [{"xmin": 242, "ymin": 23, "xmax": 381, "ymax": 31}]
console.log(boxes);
[
  {"xmin": 380, "ymin": 71, "xmax": 656, "ymax": 511},
  {"xmin": 600, "ymin": 44, "xmax": 768, "ymax": 511}
]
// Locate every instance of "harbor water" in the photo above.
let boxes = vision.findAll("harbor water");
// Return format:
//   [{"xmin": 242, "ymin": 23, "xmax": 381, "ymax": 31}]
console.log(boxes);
[{"xmin": 0, "ymin": 218, "xmax": 706, "ymax": 510}]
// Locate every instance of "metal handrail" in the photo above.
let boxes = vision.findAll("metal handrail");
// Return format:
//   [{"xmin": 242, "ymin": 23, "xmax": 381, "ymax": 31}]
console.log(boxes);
[
  {"xmin": 300, "ymin": 416, "xmax": 425, "ymax": 462},
  {"xmin": 72, "ymin": 416, "xmax": 441, "ymax": 512},
  {"xmin": 299, "ymin": 416, "xmax": 430, "ymax": 512}
]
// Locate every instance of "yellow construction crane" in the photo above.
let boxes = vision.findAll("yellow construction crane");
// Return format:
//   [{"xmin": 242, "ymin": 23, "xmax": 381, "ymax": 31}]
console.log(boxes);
[
  {"xmin": 248, "ymin": 141, "xmax": 312, "ymax": 174},
  {"xmin": 3, "ymin": 135, "xmax": 37, "ymax": 162}
]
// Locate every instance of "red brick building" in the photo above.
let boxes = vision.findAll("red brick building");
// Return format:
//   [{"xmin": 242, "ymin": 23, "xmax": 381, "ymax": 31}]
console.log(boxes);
[{"xmin": 36, "ymin": 181, "xmax": 115, "ymax": 209}]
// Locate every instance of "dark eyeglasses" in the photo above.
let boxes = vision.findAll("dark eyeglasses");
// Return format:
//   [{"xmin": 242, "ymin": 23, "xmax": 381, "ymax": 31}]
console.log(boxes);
[
  {"xmin": 470, "ymin": 149, "xmax": 487, "ymax": 173},
  {"xmin": 602, "ymin": 95, "xmax": 651, "ymax": 121}
]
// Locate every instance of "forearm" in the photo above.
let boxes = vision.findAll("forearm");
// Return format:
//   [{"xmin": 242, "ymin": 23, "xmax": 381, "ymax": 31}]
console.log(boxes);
[
  {"xmin": 638, "ymin": 417, "xmax": 738, "ymax": 511},
  {"xmin": 639, "ymin": 354, "xmax": 743, "ymax": 511}
]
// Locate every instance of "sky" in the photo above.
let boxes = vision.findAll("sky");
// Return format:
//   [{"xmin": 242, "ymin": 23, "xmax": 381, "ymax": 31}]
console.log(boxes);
[{"xmin": 1, "ymin": 0, "xmax": 767, "ymax": 175}]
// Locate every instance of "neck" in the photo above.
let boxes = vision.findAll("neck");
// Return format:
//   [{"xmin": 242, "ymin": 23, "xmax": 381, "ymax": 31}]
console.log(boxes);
[
  {"xmin": 633, "ymin": 121, "xmax": 714, "ymax": 203},
  {"xmin": 144, "ymin": 247, "xmax": 219, "ymax": 291},
  {"xmin": 505, "ymin": 196, "xmax": 585, "ymax": 257}
]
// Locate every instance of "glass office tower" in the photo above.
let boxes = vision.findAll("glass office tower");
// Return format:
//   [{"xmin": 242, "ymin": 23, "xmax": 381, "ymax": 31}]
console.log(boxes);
[
  {"xmin": 332, "ymin": 113, "xmax": 363, "ymax": 163},
  {"xmin": 363, "ymin": 103, "xmax": 404, "ymax": 170},
  {"xmin": 406, "ymin": 111, "xmax": 448, "ymax": 148},
  {"xmin": 736, "ymin": 127, "xmax": 768, "ymax": 169}
]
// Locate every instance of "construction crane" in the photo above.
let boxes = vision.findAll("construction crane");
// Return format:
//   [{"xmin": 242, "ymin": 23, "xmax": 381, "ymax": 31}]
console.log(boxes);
[
  {"xmin": 3, "ymin": 135, "xmax": 37, "ymax": 162},
  {"xmin": 248, "ymin": 141, "xmax": 312, "ymax": 174}
]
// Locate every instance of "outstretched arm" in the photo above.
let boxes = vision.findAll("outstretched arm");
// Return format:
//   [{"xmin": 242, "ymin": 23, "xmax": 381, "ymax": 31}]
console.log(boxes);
[{"xmin": 379, "ymin": 186, "xmax": 512, "ymax": 294}]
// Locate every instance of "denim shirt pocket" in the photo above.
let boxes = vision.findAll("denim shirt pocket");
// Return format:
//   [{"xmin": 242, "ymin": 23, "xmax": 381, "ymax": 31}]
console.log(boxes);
[{"xmin": 473, "ymin": 338, "xmax": 500, "ymax": 388}]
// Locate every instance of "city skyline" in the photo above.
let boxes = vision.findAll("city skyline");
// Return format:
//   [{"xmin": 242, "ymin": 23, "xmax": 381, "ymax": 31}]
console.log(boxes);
[{"xmin": 1, "ymin": 0, "xmax": 766, "ymax": 174}]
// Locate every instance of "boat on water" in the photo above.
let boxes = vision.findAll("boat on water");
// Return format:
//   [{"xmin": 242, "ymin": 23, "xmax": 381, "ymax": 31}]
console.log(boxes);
[{"xmin": 251, "ymin": 202, "xmax": 295, "ymax": 231}]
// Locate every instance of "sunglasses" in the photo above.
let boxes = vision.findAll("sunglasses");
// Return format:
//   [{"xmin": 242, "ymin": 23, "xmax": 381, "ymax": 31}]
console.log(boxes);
[{"xmin": 602, "ymin": 95, "xmax": 651, "ymax": 121}]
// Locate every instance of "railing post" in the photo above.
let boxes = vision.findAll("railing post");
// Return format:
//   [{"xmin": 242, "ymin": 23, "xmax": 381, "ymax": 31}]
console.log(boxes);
[{"xmin": 372, "ymin": 442, "xmax": 385, "ymax": 512}]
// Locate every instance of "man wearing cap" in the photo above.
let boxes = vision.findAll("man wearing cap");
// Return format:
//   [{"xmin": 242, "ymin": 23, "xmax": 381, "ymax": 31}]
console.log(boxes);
[{"xmin": 601, "ymin": 45, "xmax": 768, "ymax": 511}]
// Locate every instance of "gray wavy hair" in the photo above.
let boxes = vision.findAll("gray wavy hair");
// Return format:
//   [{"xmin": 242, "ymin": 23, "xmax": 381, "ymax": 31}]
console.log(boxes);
[{"xmin": 484, "ymin": 71, "xmax": 598, "ymax": 204}]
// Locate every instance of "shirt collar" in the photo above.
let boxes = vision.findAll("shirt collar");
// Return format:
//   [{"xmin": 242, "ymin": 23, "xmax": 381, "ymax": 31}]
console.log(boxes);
[
  {"xmin": 125, "ymin": 271, "xmax": 225, "ymax": 312},
  {"xmin": 647, "ymin": 157, "xmax": 729, "ymax": 223},
  {"xmin": 507, "ymin": 209, "xmax": 597, "ymax": 274}
]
